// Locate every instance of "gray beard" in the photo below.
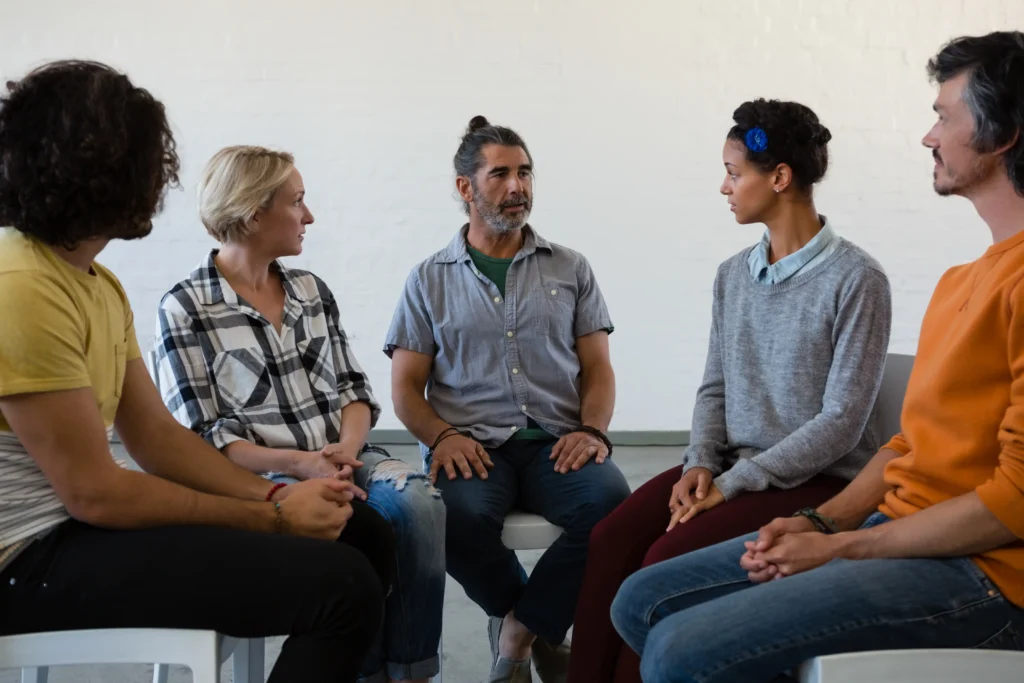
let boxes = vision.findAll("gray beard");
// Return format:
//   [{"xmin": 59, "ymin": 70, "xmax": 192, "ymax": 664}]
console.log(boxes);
[{"xmin": 473, "ymin": 188, "xmax": 531, "ymax": 234}]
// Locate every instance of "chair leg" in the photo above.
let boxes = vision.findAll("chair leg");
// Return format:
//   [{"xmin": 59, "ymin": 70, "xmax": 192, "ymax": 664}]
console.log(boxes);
[
  {"xmin": 248, "ymin": 638, "xmax": 265, "ymax": 683},
  {"xmin": 230, "ymin": 637, "xmax": 266, "ymax": 683},
  {"xmin": 152, "ymin": 663, "xmax": 170, "ymax": 683},
  {"xmin": 21, "ymin": 668, "xmax": 48, "ymax": 683}
]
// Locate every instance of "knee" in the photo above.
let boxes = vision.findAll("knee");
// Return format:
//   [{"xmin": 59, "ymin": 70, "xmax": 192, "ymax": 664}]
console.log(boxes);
[
  {"xmin": 609, "ymin": 569, "xmax": 649, "ymax": 646},
  {"xmin": 639, "ymin": 621, "xmax": 699, "ymax": 683},
  {"xmin": 568, "ymin": 479, "xmax": 631, "ymax": 532}
]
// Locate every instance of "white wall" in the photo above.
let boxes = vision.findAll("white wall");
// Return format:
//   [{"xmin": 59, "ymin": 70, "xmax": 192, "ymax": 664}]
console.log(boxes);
[{"xmin": 2, "ymin": 0, "xmax": 1021, "ymax": 431}]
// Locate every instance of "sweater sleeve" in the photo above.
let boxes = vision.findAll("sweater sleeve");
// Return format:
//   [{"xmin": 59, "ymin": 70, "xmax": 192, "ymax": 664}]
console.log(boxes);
[
  {"xmin": 976, "ymin": 278, "xmax": 1024, "ymax": 540},
  {"xmin": 682, "ymin": 269, "xmax": 729, "ymax": 476},
  {"xmin": 714, "ymin": 268, "xmax": 893, "ymax": 499}
]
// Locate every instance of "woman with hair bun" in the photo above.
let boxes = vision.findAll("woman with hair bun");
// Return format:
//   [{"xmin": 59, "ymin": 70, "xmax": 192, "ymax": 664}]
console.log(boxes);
[{"xmin": 568, "ymin": 99, "xmax": 893, "ymax": 683}]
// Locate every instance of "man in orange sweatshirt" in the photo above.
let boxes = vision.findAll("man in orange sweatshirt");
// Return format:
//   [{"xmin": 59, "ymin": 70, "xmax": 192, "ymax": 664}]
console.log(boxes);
[{"xmin": 609, "ymin": 31, "xmax": 1024, "ymax": 683}]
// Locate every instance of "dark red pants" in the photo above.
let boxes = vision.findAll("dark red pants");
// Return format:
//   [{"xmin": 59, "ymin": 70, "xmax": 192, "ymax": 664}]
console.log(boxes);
[{"xmin": 567, "ymin": 465, "xmax": 847, "ymax": 683}]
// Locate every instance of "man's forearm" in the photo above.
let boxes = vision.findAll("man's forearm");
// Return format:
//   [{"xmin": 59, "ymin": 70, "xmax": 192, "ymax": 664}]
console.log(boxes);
[
  {"xmin": 394, "ymin": 387, "xmax": 452, "ymax": 447},
  {"xmin": 132, "ymin": 421, "xmax": 275, "ymax": 501},
  {"xmin": 818, "ymin": 448, "xmax": 901, "ymax": 530},
  {"xmin": 580, "ymin": 362, "xmax": 615, "ymax": 433},
  {"xmin": 838, "ymin": 491, "xmax": 1018, "ymax": 560},
  {"xmin": 71, "ymin": 466, "xmax": 277, "ymax": 533},
  {"xmin": 338, "ymin": 400, "xmax": 372, "ymax": 451}
]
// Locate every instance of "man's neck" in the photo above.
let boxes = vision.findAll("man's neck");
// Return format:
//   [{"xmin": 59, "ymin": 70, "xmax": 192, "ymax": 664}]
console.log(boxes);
[
  {"xmin": 466, "ymin": 219, "xmax": 524, "ymax": 259},
  {"xmin": 50, "ymin": 237, "xmax": 109, "ymax": 274},
  {"xmin": 215, "ymin": 244, "xmax": 277, "ymax": 292},
  {"xmin": 969, "ymin": 175, "xmax": 1024, "ymax": 244}
]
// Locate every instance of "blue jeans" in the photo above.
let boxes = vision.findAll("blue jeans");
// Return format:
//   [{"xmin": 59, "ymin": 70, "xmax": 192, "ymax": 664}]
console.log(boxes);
[
  {"xmin": 432, "ymin": 437, "xmax": 631, "ymax": 644},
  {"xmin": 610, "ymin": 513, "xmax": 1024, "ymax": 683},
  {"xmin": 273, "ymin": 446, "xmax": 446, "ymax": 682}
]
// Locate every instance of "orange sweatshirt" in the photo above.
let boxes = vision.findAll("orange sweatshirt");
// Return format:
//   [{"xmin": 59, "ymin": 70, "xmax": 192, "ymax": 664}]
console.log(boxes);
[{"xmin": 881, "ymin": 229, "xmax": 1024, "ymax": 607}]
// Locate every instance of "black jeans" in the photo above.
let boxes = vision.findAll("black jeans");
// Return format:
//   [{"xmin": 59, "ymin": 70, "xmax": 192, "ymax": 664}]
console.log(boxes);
[{"xmin": 0, "ymin": 499, "xmax": 395, "ymax": 683}]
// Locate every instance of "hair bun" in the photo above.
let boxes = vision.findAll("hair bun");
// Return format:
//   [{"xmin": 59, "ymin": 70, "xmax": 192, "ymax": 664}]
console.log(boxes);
[
  {"xmin": 812, "ymin": 126, "xmax": 833, "ymax": 145},
  {"xmin": 468, "ymin": 115, "xmax": 490, "ymax": 133}
]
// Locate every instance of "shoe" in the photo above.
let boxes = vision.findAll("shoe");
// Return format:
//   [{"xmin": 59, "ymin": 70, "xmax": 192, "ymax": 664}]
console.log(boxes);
[
  {"xmin": 531, "ymin": 637, "xmax": 570, "ymax": 683},
  {"xmin": 488, "ymin": 616, "xmax": 533, "ymax": 683}
]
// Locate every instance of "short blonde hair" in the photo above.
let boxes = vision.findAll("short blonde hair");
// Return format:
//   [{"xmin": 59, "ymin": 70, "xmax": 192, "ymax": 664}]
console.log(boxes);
[{"xmin": 197, "ymin": 145, "xmax": 295, "ymax": 243}]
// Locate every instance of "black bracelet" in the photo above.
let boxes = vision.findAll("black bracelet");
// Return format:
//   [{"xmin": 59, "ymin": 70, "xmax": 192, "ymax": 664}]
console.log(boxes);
[
  {"xmin": 572, "ymin": 425, "xmax": 613, "ymax": 457},
  {"xmin": 430, "ymin": 427, "xmax": 460, "ymax": 452},
  {"xmin": 792, "ymin": 507, "xmax": 839, "ymax": 534},
  {"xmin": 429, "ymin": 428, "xmax": 468, "ymax": 455}
]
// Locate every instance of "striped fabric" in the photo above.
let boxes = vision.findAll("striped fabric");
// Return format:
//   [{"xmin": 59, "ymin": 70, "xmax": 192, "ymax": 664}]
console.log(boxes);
[
  {"xmin": 0, "ymin": 427, "xmax": 122, "ymax": 570},
  {"xmin": 152, "ymin": 251, "xmax": 380, "ymax": 454}
]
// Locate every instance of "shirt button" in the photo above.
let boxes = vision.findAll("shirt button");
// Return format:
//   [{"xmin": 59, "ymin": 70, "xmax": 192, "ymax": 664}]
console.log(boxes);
[
  {"xmin": 494, "ymin": 296, "xmax": 502, "ymax": 303},
  {"xmin": 507, "ymin": 331, "xmax": 514, "ymax": 338},
  {"xmin": 512, "ymin": 368, "xmax": 519, "ymax": 374},
  {"xmin": 510, "ymin": 426, "xmax": 518, "ymax": 432},
  {"xmin": 550, "ymin": 289, "xmax": 557, "ymax": 296},
  {"xmin": 521, "ymin": 404, "xmax": 528, "ymax": 411}
]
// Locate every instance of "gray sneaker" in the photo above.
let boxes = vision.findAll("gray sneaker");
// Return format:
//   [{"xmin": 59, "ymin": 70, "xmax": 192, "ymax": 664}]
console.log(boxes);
[
  {"xmin": 531, "ymin": 637, "xmax": 570, "ymax": 683},
  {"xmin": 488, "ymin": 616, "xmax": 533, "ymax": 683}
]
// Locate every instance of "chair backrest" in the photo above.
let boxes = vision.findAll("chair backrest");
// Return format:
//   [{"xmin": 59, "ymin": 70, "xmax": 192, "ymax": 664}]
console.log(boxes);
[{"xmin": 875, "ymin": 353, "xmax": 915, "ymax": 443}]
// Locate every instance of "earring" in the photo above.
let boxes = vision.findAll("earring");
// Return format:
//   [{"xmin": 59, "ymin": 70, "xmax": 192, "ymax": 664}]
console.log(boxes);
[{"xmin": 774, "ymin": 188, "xmax": 780, "ymax": 193}]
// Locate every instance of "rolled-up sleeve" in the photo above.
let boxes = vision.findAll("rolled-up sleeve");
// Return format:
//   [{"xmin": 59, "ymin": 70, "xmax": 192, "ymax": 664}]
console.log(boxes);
[
  {"xmin": 976, "ymin": 280, "xmax": 1024, "ymax": 540},
  {"xmin": 152, "ymin": 297, "xmax": 249, "ymax": 450},
  {"xmin": 384, "ymin": 269, "xmax": 437, "ymax": 357},
  {"xmin": 324, "ymin": 291, "xmax": 381, "ymax": 427},
  {"xmin": 574, "ymin": 256, "xmax": 614, "ymax": 338}
]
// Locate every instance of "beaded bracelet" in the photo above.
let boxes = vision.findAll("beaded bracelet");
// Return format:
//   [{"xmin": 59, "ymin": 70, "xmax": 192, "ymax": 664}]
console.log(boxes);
[
  {"xmin": 272, "ymin": 501, "xmax": 284, "ymax": 534},
  {"xmin": 265, "ymin": 482, "xmax": 287, "ymax": 502}
]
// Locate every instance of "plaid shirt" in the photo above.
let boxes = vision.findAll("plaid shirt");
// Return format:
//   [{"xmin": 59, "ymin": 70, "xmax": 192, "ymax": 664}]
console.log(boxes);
[{"xmin": 152, "ymin": 251, "xmax": 380, "ymax": 453}]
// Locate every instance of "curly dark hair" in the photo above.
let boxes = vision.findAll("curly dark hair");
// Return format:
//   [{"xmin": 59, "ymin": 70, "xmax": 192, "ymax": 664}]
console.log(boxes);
[
  {"xmin": 453, "ymin": 115, "xmax": 532, "ymax": 214},
  {"xmin": 0, "ymin": 60, "xmax": 180, "ymax": 248},
  {"xmin": 727, "ymin": 99, "xmax": 832, "ymax": 192},
  {"xmin": 928, "ymin": 31, "xmax": 1024, "ymax": 196}
]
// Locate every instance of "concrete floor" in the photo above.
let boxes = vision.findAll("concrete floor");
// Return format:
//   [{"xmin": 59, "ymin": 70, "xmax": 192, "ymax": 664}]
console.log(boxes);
[{"xmin": 0, "ymin": 445, "xmax": 681, "ymax": 683}]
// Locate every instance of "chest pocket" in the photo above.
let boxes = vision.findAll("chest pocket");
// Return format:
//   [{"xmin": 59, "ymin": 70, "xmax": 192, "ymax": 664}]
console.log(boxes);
[
  {"xmin": 296, "ymin": 335, "xmax": 338, "ymax": 398},
  {"xmin": 525, "ymin": 282, "xmax": 576, "ymax": 341},
  {"xmin": 212, "ymin": 347, "xmax": 274, "ymax": 411}
]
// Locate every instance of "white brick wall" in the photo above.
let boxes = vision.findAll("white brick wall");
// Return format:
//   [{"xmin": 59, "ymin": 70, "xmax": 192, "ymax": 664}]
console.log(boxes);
[{"xmin": 1, "ymin": 0, "xmax": 1021, "ymax": 430}]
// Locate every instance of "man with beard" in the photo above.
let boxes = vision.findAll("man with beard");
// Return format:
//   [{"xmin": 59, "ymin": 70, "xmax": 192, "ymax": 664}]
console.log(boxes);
[
  {"xmin": 386, "ymin": 116, "xmax": 630, "ymax": 683},
  {"xmin": 609, "ymin": 31, "xmax": 1024, "ymax": 683}
]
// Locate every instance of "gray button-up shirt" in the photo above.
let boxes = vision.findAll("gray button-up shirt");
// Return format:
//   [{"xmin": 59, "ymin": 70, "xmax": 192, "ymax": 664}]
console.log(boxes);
[{"xmin": 384, "ymin": 226, "xmax": 613, "ymax": 448}]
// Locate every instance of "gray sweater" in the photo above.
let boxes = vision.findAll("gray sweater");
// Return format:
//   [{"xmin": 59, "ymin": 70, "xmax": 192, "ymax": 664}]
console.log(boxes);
[{"xmin": 683, "ymin": 239, "xmax": 892, "ymax": 499}]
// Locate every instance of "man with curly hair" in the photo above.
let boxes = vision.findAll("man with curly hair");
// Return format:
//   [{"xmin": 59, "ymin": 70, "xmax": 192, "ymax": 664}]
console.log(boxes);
[
  {"xmin": 0, "ymin": 60, "xmax": 388, "ymax": 683},
  {"xmin": 611, "ymin": 30, "xmax": 1024, "ymax": 683}
]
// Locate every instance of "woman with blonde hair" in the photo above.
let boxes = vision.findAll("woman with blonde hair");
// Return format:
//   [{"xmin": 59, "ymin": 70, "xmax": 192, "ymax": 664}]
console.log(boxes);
[{"xmin": 153, "ymin": 146, "xmax": 446, "ymax": 683}]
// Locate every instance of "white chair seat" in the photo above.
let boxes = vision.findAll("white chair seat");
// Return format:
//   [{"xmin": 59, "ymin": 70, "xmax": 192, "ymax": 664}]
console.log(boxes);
[
  {"xmin": 0, "ymin": 628, "xmax": 222, "ymax": 683},
  {"xmin": 798, "ymin": 649, "xmax": 1024, "ymax": 682},
  {"xmin": 501, "ymin": 511, "xmax": 563, "ymax": 550}
]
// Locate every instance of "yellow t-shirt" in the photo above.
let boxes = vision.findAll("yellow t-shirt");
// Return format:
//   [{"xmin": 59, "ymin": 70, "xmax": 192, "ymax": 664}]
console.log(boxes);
[
  {"xmin": 0, "ymin": 228, "xmax": 142, "ymax": 560},
  {"xmin": 0, "ymin": 228, "xmax": 141, "ymax": 428}
]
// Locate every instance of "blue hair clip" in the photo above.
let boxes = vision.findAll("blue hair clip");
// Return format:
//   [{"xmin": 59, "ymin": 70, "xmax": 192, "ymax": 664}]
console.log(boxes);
[{"xmin": 745, "ymin": 127, "xmax": 769, "ymax": 153}]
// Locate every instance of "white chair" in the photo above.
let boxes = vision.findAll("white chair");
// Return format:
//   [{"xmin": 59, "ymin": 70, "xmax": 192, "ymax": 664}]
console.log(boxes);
[
  {"xmin": 153, "ymin": 636, "xmax": 263, "ymax": 683},
  {"xmin": 798, "ymin": 353, "xmax": 1024, "ymax": 681},
  {"xmin": 1, "ymin": 628, "xmax": 222, "ymax": 683},
  {"xmin": 435, "ymin": 510, "xmax": 563, "ymax": 682}
]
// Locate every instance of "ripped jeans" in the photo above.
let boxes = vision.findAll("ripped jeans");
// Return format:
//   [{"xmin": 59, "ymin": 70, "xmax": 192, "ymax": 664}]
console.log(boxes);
[{"xmin": 273, "ymin": 445, "xmax": 446, "ymax": 682}]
